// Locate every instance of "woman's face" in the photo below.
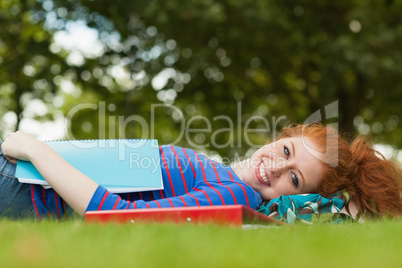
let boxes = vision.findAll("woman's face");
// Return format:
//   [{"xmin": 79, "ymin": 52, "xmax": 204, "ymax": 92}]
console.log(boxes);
[{"xmin": 240, "ymin": 136, "xmax": 324, "ymax": 200}]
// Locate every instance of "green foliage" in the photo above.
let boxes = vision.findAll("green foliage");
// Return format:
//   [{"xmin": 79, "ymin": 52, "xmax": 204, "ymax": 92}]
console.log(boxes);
[{"xmin": 0, "ymin": 0, "xmax": 401, "ymax": 159}]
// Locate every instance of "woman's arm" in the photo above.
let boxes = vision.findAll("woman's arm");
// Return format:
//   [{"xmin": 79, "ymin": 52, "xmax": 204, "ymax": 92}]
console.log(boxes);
[{"xmin": 1, "ymin": 131, "xmax": 98, "ymax": 215}]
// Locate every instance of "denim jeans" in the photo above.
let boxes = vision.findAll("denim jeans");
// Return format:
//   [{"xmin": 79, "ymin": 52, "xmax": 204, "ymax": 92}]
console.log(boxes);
[{"xmin": 0, "ymin": 140, "xmax": 34, "ymax": 219}]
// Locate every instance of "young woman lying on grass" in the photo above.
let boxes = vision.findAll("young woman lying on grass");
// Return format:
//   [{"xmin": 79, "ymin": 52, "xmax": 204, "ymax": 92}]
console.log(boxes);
[{"xmin": 0, "ymin": 122, "xmax": 401, "ymax": 221}]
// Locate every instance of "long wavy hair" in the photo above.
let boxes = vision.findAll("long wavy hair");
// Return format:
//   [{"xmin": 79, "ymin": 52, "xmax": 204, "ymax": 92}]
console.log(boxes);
[{"xmin": 277, "ymin": 122, "xmax": 402, "ymax": 218}]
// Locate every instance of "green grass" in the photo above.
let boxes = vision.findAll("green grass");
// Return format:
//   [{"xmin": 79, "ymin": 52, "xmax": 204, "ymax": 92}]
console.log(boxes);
[{"xmin": 1, "ymin": 219, "xmax": 402, "ymax": 268}]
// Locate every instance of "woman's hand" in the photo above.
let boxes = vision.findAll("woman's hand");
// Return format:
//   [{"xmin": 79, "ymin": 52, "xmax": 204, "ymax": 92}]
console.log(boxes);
[
  {"xmin": 2, "ymin": 131, "xmax": 99, "ymax": 215},
  {"xmin": 1, "ymin": 131, "xmax": 44, "ymax": 163}
]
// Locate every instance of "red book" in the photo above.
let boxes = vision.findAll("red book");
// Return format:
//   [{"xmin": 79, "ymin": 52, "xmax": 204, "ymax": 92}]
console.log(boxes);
[{"xmin": 85, "ymin": 205, "xmax": 283, "ymax": 226}]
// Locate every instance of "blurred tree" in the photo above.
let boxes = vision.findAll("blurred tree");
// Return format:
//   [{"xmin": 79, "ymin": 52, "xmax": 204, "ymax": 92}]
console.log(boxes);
[
  {"xmin": 1, "ymin": 0, "xmax": 401, "ymax": 160},
  {"xmin": 60, "ymin": 0, "xmax": 402, "ymax": 154},
  {"xmin": 0, "ymin": 0, "xmax": 61, "ymax": 132},
  {"xmin": 0, "ymin": 0, "xmax": 113, "ymax": 139}
]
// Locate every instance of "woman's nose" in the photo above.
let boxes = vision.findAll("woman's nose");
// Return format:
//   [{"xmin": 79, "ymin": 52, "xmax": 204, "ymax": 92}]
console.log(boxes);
[
  {"xmin": 271, "ymin": 157, "xmax": 287, "ymax": 177},
  {"xmin": 271, "ymin": 168, "xmax": 284, "ymax": 178}
]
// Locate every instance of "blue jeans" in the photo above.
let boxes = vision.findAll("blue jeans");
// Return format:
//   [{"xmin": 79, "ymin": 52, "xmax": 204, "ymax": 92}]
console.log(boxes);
[{"xmin": 0, "ymin": 140, "xmax": 34, "ymax": 219}]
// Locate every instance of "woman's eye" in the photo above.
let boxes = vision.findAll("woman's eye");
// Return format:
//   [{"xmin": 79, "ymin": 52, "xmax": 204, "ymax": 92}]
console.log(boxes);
[
  {"xmin": 291, "ymin": 172, "xmax": 299, "ymax": 188},
  {"xmin": 283, "ymin": 146, "xmax": 290, "ymax": 158}
]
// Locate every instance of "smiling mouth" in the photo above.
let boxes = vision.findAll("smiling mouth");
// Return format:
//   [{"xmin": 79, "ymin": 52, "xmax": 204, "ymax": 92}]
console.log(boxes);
[{"xmin": 255, "ymin": 161, "xmax": 270, "ymax": 187}]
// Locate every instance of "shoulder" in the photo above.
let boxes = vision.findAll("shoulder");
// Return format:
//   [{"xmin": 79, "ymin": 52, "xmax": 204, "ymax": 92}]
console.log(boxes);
[
  {"xmin": 160, "ymin": 145, "xmax": 212, "ymax": 163},
  {"xmin": 159, "ymin": 145, "xmax": 196, "ymax": 162}
]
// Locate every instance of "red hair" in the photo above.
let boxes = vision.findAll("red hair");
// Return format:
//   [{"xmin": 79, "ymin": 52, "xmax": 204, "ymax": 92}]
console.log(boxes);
[{"xmin": 277, "ymin": 122, "xmax": 402, "ymax": 218}]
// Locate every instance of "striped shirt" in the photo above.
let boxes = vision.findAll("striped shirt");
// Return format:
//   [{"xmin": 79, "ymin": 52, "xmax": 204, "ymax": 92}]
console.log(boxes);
[{"xmin": 31, "ymin": 145, "xmax": 262, "ymax": 220}]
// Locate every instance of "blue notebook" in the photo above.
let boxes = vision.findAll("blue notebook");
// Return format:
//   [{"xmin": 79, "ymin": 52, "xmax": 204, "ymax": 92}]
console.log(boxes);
[{"xmin": 15, "ymin": 139, "xmax": 163, "ymax": 193}]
